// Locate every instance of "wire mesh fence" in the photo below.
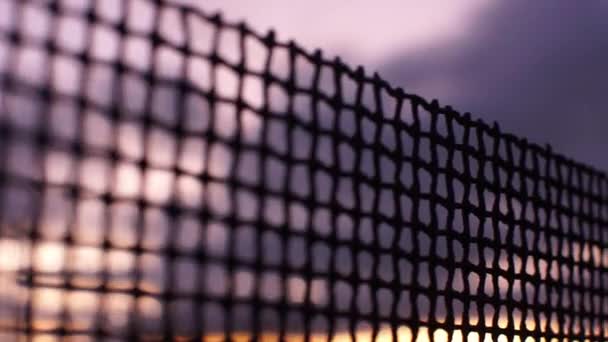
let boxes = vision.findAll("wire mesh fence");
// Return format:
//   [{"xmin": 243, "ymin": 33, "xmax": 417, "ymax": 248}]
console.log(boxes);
[{"xmin": 0, "ymin": 0, "xmax": 607, "ymax": 341}]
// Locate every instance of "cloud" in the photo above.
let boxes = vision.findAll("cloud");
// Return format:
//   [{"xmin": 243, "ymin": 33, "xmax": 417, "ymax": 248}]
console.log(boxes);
[{"xmin": 379, "ymin": 0, "xmax": 608, "ymax": 171}]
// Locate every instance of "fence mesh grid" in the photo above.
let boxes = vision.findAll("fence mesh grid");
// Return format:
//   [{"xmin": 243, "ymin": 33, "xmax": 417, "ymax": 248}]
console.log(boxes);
[{"xmin": 0, "ymin": 0, "xmax": 607, "ymax": 341}]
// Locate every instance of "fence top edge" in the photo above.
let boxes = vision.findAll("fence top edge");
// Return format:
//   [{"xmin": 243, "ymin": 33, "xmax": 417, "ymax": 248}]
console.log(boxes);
[{"xmin": 36, "ymin": 0, "xmax": 608, "ymax": 180}]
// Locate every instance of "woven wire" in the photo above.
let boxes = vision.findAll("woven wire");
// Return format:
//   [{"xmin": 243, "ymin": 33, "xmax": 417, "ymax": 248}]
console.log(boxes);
[{"xmin": 0, "ymin": 0, "xmax": 607, "ymax": 341}]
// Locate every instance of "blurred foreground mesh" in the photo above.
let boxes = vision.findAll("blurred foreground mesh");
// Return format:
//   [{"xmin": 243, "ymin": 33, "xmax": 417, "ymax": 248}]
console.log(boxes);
[{"xmin": 0, "ymin": 0, "xmax": 607, "ymax": 341}]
